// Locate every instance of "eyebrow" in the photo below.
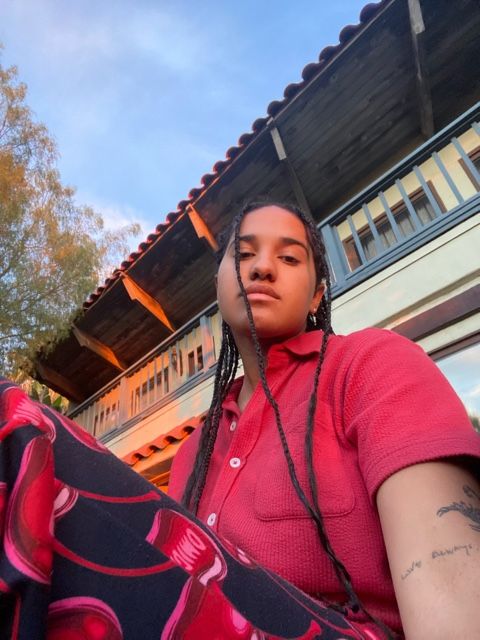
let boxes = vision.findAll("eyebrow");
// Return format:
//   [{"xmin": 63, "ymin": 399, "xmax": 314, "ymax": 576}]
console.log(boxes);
[{"xmin": 235, "ymin": 234, "xmax": 310, "ymax": 255}]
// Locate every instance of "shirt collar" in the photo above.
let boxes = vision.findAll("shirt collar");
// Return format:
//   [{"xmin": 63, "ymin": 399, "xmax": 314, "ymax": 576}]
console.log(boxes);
[
  {"xmin": 221, "ymin": 330, "xmax": 325, "ymax": 413},
  {"xmin": 222, "ymin": 378, "xmax": 243, "ymax": 415},
  {"xmin": 274, "ymin": 329, "xmax": 325, "ymax": 358}
]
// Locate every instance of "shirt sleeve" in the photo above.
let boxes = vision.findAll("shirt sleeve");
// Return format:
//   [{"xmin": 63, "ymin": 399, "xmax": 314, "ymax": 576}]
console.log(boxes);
[{"xmin": 342, "ymin": 329, "xmax": 480, "ymax": 503}]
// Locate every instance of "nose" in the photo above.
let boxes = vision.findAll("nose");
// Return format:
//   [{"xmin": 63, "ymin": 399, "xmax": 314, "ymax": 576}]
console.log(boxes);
[{"xmin": 249, "ymin": 251, "xmax": 276, "ymax": 281}]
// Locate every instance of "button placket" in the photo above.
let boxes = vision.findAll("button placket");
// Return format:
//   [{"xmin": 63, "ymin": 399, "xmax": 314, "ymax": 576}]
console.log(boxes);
[{"xmin": 206, "ymin": 394, "xmax": 263, "ymax": 528}]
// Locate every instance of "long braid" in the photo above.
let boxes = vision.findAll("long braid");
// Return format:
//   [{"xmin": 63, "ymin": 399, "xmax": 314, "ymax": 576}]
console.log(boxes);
[
  {"xmin": 233, "ymin": 207, "xmax": 357, "ymax": 593},
  {"xmin": 182, "ymin": 200, "xmax": 396, "ymax": 638},
  {"xmin": 182, "ymin": 321, "xmax": 239, "ymax": 512},
  {"xmin": 233, "ymin": 202, "xmax": 395, "ymax": 638}
]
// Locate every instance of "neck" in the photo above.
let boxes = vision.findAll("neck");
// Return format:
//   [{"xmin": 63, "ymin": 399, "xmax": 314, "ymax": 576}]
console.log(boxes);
[
  {"xmin": 232, "ymin": 327, "xmax": 310, "ymax": 411},
  {"xmin": 233, "ymin": 332, "xmax": 266, "ymax": 412}
]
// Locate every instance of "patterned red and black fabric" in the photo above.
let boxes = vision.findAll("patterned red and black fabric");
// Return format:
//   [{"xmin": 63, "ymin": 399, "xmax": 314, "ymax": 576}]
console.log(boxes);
[{"xmin": 0, "ymin": 378, "xmax": 388, "ymax": 639}]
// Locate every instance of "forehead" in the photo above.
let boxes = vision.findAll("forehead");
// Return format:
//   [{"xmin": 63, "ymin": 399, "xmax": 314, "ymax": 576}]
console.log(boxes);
[{"xmin": 239, "ymin": 206, "xmax": 308, "ymax": 242}]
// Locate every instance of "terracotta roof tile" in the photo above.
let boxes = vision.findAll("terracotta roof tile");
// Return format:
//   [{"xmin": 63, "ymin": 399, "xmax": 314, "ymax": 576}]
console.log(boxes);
[
  {"xmin": 122, "ymin": 412, "xmax": 206, "ymax": 467},
  {"xmin": 83, "ymin": 0, "xmax": 388, "ymax": 310}
]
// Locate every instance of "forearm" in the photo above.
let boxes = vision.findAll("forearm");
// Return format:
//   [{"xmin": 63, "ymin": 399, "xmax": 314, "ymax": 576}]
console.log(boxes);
[
  {"xmin": 377, "ymin": 461, "xmax": 480, "ymax": 639},
  {"xmin": 399, "ymin": 539, "xmax": 480, "ymax": 639}
]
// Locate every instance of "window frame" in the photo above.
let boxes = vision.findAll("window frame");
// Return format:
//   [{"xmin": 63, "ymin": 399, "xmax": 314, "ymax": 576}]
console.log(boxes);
[
  {"xmin": 459, "ymin": 144, "xmax": 480, "ymax": 190},
  {"xmin": 342, "ymin": 182, "xmax": 445, "ymax": 271}
]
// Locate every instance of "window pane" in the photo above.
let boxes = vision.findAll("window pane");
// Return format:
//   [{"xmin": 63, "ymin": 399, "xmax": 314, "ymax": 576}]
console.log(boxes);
[
  {"xmin": 436, "ymin": 342, "xmax": 480, "ymax": 433},
  {"xmin": 377, "ymin": 219, "xmax": 396, "ymax": 249},
  {"xmin": 395, "ymin": 207, "xmax": 415, "ymax": 238},
  {"xmin": 414, "ymin": 194, "xmax": 436, "ymax": 225},
  {"xmin": 361, "ymin": 233, "xmax": 377, "ymax": 261}
]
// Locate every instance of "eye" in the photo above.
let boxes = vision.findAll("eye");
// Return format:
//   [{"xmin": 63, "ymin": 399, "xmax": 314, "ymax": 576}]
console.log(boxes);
[
  {"xmin": 280, "ymin": 255, "xmax": 300, "ymax": 265},
  {"xmin": 239, "ymin": 251, "xmax": 254, "ymax": 260}
]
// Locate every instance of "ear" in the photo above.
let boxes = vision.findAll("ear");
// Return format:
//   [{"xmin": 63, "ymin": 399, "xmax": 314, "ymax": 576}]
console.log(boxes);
[{"xmin": 310, "ymin": 282, "xmax": 325, "ymax": 314}]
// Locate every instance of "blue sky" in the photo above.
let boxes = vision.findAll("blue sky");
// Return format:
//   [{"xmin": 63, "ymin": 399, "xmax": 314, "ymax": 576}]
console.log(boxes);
[
  {"xmin": 3, "ymin": 2, "xmax": 479, "ymax": 420},
  {"xmin": 1, "ymin": 0, "xmax": 368, "ymax": 245}
]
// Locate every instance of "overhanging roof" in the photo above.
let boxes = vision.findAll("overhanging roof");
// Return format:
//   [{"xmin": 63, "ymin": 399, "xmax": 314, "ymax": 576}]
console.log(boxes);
[{"xmin": 36, "ymin": 0, "xmax": 480, "ymax": 399}]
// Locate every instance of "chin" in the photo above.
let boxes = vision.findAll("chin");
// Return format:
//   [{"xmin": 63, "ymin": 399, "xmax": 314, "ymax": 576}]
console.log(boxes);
[
  {"xmin": 247, "ymin": 321, "xmax": 304, "ymax": 343},
  {"xmin": 225, "ymin": 308, "xmax": 305, "ymax": 342}
]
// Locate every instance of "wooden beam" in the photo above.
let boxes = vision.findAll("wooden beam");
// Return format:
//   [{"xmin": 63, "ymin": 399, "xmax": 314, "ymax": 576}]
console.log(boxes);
[
  {"xmin": 392, "ymin": 284, "xmax": 480, "ymax": 342},
  {"xmin": 407, "ymin": 0, "xmax": 434, "ymax": 139},
  {"xmin": 120, "ymin": 273, "xmax": 175, "ymax": 332},
  {"xmin": 187, "ymin": 206, "xmax": 219, "ymax": 251},
  {"xmin": 35, "ymin": 362, "xmax": 85, "ymax": 403},
  {"xmin": 269, "ymin": 124, "xmax": 312, "ymax": 215},
  {"xmin": 72, "ymin": 326, "xmax": 126, "ymax": 371}
]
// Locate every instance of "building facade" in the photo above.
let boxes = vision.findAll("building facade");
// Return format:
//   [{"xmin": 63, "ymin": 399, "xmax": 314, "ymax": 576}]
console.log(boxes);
[{"xmin": 36, "ymin": 0, "xmax": 480, "ymax": 489}]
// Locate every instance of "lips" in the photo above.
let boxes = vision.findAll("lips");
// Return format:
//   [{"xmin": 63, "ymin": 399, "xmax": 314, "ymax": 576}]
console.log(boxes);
[{"xmin": 243, "ymin": 284, "xmax": 280, "ymax": 299}]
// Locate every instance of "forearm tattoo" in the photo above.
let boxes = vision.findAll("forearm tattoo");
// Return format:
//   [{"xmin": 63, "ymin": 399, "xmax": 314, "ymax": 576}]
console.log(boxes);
[{"xmin": 399, "ymin": 485, "xmax": 480, "ymax": 581}]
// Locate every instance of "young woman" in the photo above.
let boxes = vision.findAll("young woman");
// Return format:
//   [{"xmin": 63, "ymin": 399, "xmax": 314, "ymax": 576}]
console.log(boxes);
[{"xmin": 168, "ymin": 201, "xmax": 480, "ymax": 639}]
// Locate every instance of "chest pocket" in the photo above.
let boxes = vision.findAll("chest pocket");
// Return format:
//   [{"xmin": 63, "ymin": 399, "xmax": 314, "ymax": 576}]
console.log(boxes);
[{"xmin": 253, "ymin": 401, "xmax": 355, "ymax": 520}]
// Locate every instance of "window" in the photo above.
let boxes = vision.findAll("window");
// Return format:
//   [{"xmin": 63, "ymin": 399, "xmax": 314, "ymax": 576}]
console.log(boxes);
[
  {"xmin": 187, "ymin": 345, "xmax": 203, "ymax": 377},
  {"xmin": 435, "ymin": 340, "xmax": 480, "ymax": 433},
  {"xmin": 460, "ymin": 146, "xmax": 480, "ymax": 189},
  {"xmin": 188, "ymin": 351, "xmax": 195, "ymax": 377},
  {"xmin": 343, "ymin": 186, "xmax": 442, "ymax": 271},
  {"xmin": 197, "ymin": 345, "xmax": 204, "ymax": 371}
]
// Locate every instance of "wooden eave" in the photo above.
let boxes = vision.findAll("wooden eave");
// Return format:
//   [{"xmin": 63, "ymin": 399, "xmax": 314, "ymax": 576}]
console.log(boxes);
[
  {"xmin": 36, "ymin": 0, "xmax": 480, "ymax": 400},
  {"xmin": 36, "ymin": 216, "xmax": 220, "ymax": 398},
  {"xmin": 193, "ymin": 0, "xmax": 480, "ymax": 230}
]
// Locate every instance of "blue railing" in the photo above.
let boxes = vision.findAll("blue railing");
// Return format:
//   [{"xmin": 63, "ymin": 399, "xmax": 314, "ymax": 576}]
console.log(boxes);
[{"xmin": 321, "ymin": 103, "xmax": 480, "ymax": 295}]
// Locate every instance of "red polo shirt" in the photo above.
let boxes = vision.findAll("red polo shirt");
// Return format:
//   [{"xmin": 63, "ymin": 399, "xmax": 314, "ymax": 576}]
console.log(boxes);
[{"xmin": 168, "ymin": 328, "xmax": 480, "ymax": 633}]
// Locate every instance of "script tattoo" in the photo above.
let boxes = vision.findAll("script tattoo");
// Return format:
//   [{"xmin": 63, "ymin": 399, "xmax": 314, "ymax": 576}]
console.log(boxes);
[
  {"xmin": 431, "ymin": 543, "xmax": 473, "ymax": 559},
  {"xmin": 436, "ymin": 485, "xmax": 480, "ymax": 532},
  {"xmin": 401, "ymin": 560, "xmax": 422, "ymax": 580}
]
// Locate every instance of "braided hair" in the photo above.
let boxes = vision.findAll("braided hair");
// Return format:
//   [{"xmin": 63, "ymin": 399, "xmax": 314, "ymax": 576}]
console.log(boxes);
[{"xmin": 182, "ymin": 200, "xmax": 395, "ymax": 638}]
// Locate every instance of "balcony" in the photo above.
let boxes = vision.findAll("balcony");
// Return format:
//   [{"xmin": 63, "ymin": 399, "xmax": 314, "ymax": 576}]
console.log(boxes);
[
  {"xmin": 70, "ymin": 306, "xmax": 223, "ymax": 438},
  {"xmin": 70, "ymin": 104, "xmax": 480, "ymax": 440},
  {"xmin": 321, "ymin": 103, "xmax": 480, "ymax": 294}
]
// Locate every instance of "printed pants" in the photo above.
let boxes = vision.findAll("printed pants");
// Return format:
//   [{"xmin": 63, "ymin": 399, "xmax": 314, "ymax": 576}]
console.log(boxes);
[{"xmin": 0, "ymin": 378, "xmax": 386, "ymax": 639}]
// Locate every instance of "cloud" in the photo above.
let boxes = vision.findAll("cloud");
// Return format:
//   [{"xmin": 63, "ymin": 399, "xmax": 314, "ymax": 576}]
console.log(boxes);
[
  {"xmin": 126, "ymin": 7, "xmax": 213, "ymax": 72},
  {"xmin": 76, "ymin": 191, "xmax": 148, "ymax": 246},
  {"xmin": 466, "ymin": 383, "xmax": 480, "ymax": 400},
  {"xmin": 5, "ymin": 1, "xmax": 218, "ymax": 76}
]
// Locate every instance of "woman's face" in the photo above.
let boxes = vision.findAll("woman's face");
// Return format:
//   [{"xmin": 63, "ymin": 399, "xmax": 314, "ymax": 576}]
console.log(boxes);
[{"xmin": 216, "ymin": 206, "xmax": 324, "ymax": 342}]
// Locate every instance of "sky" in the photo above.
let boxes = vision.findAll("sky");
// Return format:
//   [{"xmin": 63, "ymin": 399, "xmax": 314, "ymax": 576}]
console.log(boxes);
[
  {"xmin": 2, "ymin": 1, "xmax": 479, "ymax": 419},
  {"xmin": 437, "ymin": 343, "xmax": 480, "ymax": 423},
  {"xmin": 1, "ymin": 0, "xmax": 369, "ymax": 246}
]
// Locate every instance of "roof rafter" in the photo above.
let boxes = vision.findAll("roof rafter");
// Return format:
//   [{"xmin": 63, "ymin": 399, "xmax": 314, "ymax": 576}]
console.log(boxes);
[
  {"xmin": 121, "ymin": 273, "xmax": 175, "ymax": 332},
  {"xmin": 408, "ymin": 0, "xmax": 434, "ymax": 139},
  {"xmin": 35, "ymin": 362, "xmax": 85, "ymax": 402},
  {"xmin": 72, "ymin": 326, "xmax": 127, "ymax": 371},
  {"xmin": 269, "ymin": 123, "xmax": 312, "ymax": 214},
  {"xmin": 187, "ymin": 205, "xmax": 219, "ymax": 251}
]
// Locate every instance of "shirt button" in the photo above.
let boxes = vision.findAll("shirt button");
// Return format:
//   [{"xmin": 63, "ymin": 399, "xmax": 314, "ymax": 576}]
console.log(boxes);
[
  {"xmin": 207, "ymin": 513, "xmax": 216, "ymax": 526},
  {"xmin": 229, "ymin": 457, "xmax": 241, "ymax": 468},
  {"xmin": 229, "ymin": 420, "xmax": 237, "ymax": 432}
]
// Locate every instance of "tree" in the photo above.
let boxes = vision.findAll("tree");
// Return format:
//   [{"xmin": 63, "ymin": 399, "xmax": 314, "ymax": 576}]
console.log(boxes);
[
  {"xmin": 13, "ymin": 370, "xmax": 69, "ymax": 413},
  {"xmin": 0, "ymin": 52, "xmax": 140, "ymax": 377}
]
